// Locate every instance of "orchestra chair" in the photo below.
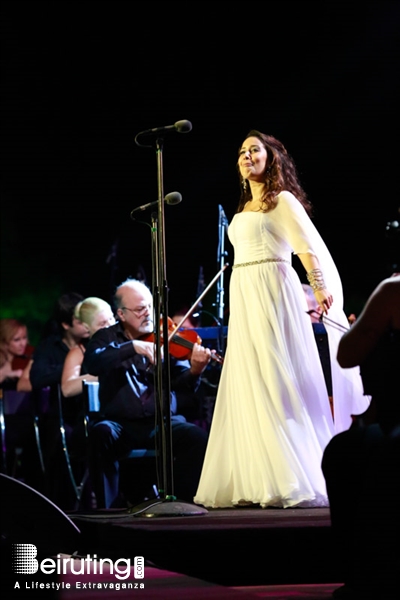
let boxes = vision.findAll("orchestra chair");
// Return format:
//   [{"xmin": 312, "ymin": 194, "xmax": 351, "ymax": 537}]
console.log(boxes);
[
  {"xmin": 55, "ymin": 383, "xmax": 91, "ymax": 510},
  {"xmin": 83, "ymin": 381, "xmax": 158, "ymax": 508},
  {"xmin": 0, "ymin": 388, "xmax": 46, "ymax": 485}
]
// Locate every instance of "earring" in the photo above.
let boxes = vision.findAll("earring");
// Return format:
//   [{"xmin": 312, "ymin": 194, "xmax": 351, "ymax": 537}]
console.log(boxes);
[{"xmin": 242, "ymin": 178, "xmax": 247, "ymax": 192}]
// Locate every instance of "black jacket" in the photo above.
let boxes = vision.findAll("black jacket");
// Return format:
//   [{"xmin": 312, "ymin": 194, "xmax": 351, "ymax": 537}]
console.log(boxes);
[{"xmin": 83, "ymin": 321, "xmax": 201, "ymax": 421}]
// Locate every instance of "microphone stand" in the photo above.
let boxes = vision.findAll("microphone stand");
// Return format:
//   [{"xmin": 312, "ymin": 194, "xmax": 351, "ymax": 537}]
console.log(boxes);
[
  {"xmin": 216, "ymin": 205, "xmax": 229, "ymax": 354},
  {"xmin": 132, "ymin": 136, "xmax": 207, "ymax": 518}
]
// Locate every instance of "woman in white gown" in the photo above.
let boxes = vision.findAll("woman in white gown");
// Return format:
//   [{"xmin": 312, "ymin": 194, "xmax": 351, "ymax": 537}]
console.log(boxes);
[{"xmin": 194, "ymin": 131, "xmax": 369, "ymax": 509}]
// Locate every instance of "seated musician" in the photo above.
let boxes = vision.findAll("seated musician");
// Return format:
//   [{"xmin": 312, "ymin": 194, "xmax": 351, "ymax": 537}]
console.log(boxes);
[
  {"xmin": 0, "ymin": 319, "xmax": 34, "ymax": 390},
  {"xmin": 0, "ymin": 319, "xmax": 38, "ymax": 487},
  {"xmin": 171, "ymin": 306, "xmax": 199, "ymax": 330},
  {"xmin": 83, "ymin": 278, "xmax": 211, "ymax": 509},
  {"xmin": 61, "ymin": 297, "xmax": 115, "ymax": 398},
  {"xmin": 322, "ymin": 274, "xmax": 400, "ymax": 599},
  {"xmin": 28, "ymin": 292, "xmax": 90, "ymax": 506}
]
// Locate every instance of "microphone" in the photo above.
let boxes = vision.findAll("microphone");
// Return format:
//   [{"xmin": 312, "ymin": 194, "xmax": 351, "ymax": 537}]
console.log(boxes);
[
  {"xmin": 219, "ymin": 205, "xmax": 229, "ymax": 231},
  {"xmin": 135, "ymin": 120, "xmax": 192, "ymax": 142},
  {"xmin": 130, "ymin": 192, "xmax": 182, "ymax": 218}
]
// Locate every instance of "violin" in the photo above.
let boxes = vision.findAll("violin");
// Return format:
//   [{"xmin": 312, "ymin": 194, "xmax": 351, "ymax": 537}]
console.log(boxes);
[
  {"xmin": 141, "ymin": 265, "xmax": 229, "ymax": 365},
  {"xmin": 142, "ymin": 317, "xmax": 224, "ymax": 364}
]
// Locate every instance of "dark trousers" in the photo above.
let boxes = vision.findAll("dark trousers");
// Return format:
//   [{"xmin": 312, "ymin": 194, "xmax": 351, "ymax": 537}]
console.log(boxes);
[
  {"xmin": 89, "ymin": 415, "xmax": 208, "ymax": 508},
  {"xmin": 322, "ymin": 423, "xmax": 400, "ymax": 597}
]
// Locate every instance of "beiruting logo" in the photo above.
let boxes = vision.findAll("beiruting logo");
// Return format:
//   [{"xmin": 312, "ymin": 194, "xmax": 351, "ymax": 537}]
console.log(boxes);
[{"xmin": 12, "ymin": 545, "xmax": 145, "ymax": 591}]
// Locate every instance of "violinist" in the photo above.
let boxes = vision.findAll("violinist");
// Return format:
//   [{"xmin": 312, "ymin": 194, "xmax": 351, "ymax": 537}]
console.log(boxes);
[
  {"xmin": 83, "ymin": 278, "xmax": 210, "ymax": 509},
  {"xmin": 322, "ymin": 274, "xmax": 400, "ymax": 599},
  {"xmin": 0, "ymin": 319, "xmax": 34, "ymax": 389},
  {"xmin": 171, "ymin": 307, "xmax": 198, "ymax": 329}
]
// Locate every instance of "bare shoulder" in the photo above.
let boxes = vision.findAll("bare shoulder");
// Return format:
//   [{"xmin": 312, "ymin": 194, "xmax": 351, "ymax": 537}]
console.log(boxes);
[
  {"xmin": 361, "ymin": 275, "xmax": 400, "ymax": 328},
  {"xmin": 66, "ymin": 346, "xmax": 84, "ymax": 361},
  {"xmin": 373, "ymin": 275, "xmax": 400, "ymax": 303},
  {"xmin": 376, "ymin": 275, "xmax": 400, "ymax": 321}
]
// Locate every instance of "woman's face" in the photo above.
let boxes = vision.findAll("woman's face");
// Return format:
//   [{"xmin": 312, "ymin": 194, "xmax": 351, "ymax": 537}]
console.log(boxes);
[
  {"xmin": 7, "ymin": 328, "xmax": 28, "ymax": 357},
  {"xmin": 89, "ymin": 309, "xmax": 115, "ymax": 336},
  {"xmin": 238, "ymin": 136, "xmax": 268, "ymax": 182}
]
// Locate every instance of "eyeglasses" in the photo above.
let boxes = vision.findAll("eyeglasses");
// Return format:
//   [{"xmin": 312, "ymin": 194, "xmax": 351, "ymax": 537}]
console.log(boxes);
[{"xmin": 121, "ymin": 305, "xmax": 152, "ymax": 318}]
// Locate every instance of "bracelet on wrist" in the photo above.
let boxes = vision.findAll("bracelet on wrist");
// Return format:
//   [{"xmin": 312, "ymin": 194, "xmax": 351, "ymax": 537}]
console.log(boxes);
[{"xmin": 306, "ymin": 268, "xmax": 326, "ymax": 292}]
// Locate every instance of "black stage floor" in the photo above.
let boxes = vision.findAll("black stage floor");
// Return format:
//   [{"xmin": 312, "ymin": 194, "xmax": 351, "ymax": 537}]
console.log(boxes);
[
  {"xmin": 70, "ymin": 504, "xmax": 341, "ymax": 588},
  {"xmin": 1, "ymin": 475, "xmax": 346, "ymax": 599}
]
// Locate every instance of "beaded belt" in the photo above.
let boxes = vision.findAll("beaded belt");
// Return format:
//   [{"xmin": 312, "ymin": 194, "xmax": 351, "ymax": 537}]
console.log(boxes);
[{"xmin": 232, "ymin": 258, "xmax": 289, "ymax": 269}]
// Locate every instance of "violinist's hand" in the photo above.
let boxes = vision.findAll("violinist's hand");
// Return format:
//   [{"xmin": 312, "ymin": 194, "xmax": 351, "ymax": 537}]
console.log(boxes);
[
  {"xmin": 0, "ymin": 362, "xmax": 23, "ymax": 381},
  {"xmin": 314, "ymin": 288, "xmax": 333, "ymax": 315},
  {"xmin": 132, "ymin": 340, "xmax": 157, "ymax": 364},
  {"xmin": 190, "ymin": 343, "xmax": 211, "ymax": 376}
]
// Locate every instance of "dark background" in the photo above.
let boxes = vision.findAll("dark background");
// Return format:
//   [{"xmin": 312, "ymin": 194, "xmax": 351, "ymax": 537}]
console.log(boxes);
[{"xmin": 1, "ymin": 1, "xmax": 399, "ymax": 342}]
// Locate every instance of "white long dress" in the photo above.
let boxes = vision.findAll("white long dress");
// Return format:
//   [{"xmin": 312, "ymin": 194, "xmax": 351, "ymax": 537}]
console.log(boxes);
[{"xmin": 194, "ymin": 191, "xmax": 369, "ymax": 509}]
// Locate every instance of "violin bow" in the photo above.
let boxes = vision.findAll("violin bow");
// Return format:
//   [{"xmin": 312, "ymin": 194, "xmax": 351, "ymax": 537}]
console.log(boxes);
[
  {"xmin": 169, "ymin": 264, "xmax": 230, "ymax": 342},
  {"xmin": 306, "ymin": 310, "xmax": 350, "ymax": 333}
]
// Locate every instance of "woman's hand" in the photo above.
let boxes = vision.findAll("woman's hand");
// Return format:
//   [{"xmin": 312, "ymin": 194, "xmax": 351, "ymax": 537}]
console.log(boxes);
[
  {"xmin": 314, "ymin": 289, "xmax": 333, "ymax": 314},
  {"xmin": 0, "ymin": 362, "xmax": 22, "ymax": 383},
  {"xmin": 297, "ymin": 253, "xmax": 333, "ymax": 315}
]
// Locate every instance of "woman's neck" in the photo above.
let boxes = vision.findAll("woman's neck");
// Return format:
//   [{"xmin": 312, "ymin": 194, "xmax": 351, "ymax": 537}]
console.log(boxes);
[
  {"xmin": 62, "ymin": 332, "xmax": 81, "ymax": 350},
  {"xmin": 248, "ymin": 180, "xmax": 265, "ymax": 203}
]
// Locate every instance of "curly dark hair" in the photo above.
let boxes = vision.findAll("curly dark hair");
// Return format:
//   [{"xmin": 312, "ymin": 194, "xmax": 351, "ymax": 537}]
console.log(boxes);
[{"xmin": 237, "ymin": 130, "xmax": 312, "ymax": 215}]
